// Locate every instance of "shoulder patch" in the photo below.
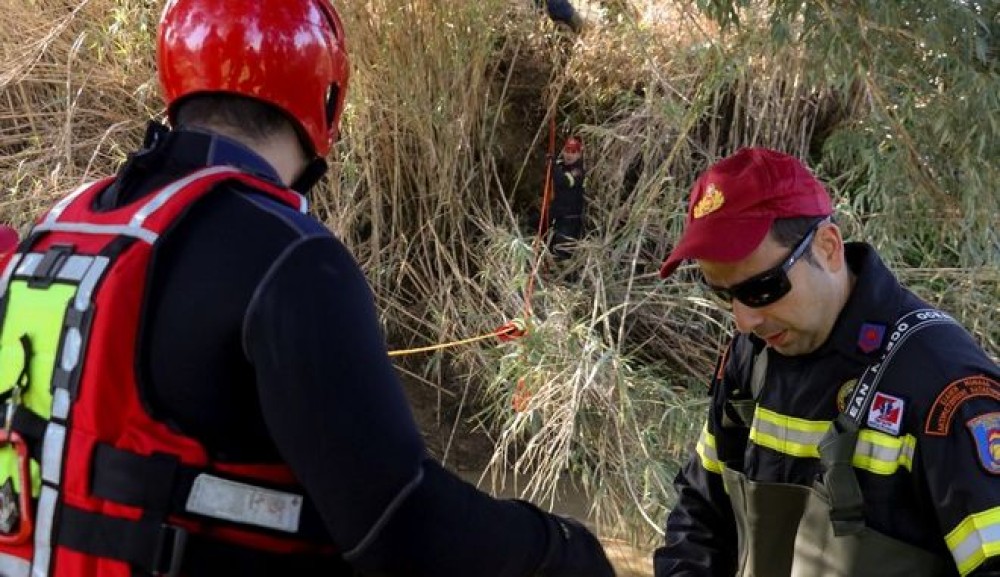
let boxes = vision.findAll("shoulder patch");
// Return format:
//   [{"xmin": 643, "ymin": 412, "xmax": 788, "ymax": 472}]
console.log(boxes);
[
  {"xmin": 926, "ymin": 375, "xmax": 1000, "ymax": 436},
  {"xmin": 966, "ymin": 412, "xmax": 1000, "ymax": 475},
  {"xmin": 867, "ymin": 392, "xmax": 905, "ymax": 436},
  {"xmin": 836, "ymin": 379, "xmax": 857, "ymax": 413}
]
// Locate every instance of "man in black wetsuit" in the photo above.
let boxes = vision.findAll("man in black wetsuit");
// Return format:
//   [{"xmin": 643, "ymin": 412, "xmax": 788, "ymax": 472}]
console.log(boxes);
[{"xmin": 0, "ymin": 1, "xmax": 616, "ymax": 576}]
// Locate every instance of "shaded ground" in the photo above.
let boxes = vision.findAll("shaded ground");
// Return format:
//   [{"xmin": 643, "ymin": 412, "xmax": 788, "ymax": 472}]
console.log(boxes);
[{"xmin": 402, "ymin": 377, "xmax": 655, "ymax": 577}]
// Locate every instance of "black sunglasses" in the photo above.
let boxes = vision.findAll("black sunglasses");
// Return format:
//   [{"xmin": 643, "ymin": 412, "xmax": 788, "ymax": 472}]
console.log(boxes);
[{"xmin": 703, "ymin": 217, "xmax": 830, "ymax": 308}]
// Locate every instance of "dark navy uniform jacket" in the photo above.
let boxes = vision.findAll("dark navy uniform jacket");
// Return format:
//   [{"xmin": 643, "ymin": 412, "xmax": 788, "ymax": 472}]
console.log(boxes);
[
  {"xmin": 95, "ymin": 124, "xmax": 602, "ymax": 577},
  {"xmin": 654, "ymin": 243, "xmax": 1000, "ymax": 576},
  {"xmin": 550, "ymin": 159, "xmax": 585, "ymax": 221}
]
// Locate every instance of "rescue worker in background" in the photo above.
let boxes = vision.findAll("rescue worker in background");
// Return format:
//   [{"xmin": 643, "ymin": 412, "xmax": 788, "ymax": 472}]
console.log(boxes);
[
  {"xmin": 534, "ymin": 0, "xmax": 585, "ymax": 33},
  {"xmin": 0, "ymin": 225, "xmax": 16, "ymax": 255},
  {"xmin": 0, "ymin": 1, "xmax": 617, "ymax": 576},
  {"xmin": 549, "ymin": 136, "xmax": 586, "ymax": 263},
  {"xmin": 653, "ymin": 148, "xmax": 1000, "ymax": 576}
]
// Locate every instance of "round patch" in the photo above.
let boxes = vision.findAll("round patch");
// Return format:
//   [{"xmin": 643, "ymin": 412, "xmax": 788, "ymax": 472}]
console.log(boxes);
[{"xmin": 836, "ymin": 379, "xmax": 858, "ymax": 413}]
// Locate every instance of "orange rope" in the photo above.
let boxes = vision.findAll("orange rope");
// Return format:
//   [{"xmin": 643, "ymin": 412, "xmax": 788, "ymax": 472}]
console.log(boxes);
[
  {"xmin": 523, "ymin": 114, "xmax": 558, "ymax": 319},
  {"xmin": 386, "ymin": 116, "xmax": 557, "ymax": 358}
]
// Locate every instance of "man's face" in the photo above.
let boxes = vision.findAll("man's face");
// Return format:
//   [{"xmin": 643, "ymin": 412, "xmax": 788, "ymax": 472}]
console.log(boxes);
[
  {"xmin": 562, "ymin": 150, "xmax": 581, "ymax": 165},
  {"xmin": 697, "ymin": 225, "xmax": 843, "ymax": 356}
]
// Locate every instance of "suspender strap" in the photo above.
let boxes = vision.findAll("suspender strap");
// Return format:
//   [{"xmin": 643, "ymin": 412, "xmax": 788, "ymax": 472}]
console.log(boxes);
[
  {"xmin": 89, "ymin": 444, "xmax": 331, "ymax": 542},
  {"xmin": 819, "ymin": 415, "xmax": 865, "ymax": 535},
  {"xmin": 822, "ymin": 308, "xmax": 959, "ymax": 536}
]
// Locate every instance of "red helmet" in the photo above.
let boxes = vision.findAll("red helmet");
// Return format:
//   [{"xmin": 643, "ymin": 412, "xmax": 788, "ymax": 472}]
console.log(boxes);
[
  {"xmin": 157, "ymin": 0, "xmax": 350, "ymax": 157},
  {"xmin": 563, "ymin": 137, "xmax": 583, "ymax": 154}
]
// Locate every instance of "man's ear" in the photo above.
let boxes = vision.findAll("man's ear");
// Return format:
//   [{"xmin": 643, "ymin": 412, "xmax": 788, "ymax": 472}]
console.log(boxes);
[{"xmin": 815, "ymin": 222, "xmax": 845, "ymax": 273}]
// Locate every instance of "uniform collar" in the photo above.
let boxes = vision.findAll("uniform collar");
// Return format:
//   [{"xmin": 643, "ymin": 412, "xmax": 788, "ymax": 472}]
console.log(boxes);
[
  {"xmin": 813, "ymin": 242, "xmax": 904, "ymax": 362},
  {"xmin": 168, "ymin": 125, "xmax": 283, "ymax": 185},
  {"xmin": 98, "ymin": 122, "xmax": 286, "ymax": 209}
]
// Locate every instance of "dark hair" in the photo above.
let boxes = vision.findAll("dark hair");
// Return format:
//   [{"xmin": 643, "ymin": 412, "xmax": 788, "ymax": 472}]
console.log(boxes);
[
  {"xmin": 172, "ymin": 94, "xmax": 294, "ymax": 142},
  {"xmin": 770, "ymin": 215, "xmax": 832, "ymax": 265}
]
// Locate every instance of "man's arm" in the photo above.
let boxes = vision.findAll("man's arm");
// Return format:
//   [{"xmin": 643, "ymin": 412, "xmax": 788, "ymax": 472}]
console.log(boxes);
[
  {"xmin": 244, "ymin": 235, "xmax": 614, "ymax": 577},
  {"xmin": 654, "ymin": 340, "xmax": 744, "ymax": 577},
  {"xmin": 653, "ymin": 429, "xmax": 738, "ymax": 576}
]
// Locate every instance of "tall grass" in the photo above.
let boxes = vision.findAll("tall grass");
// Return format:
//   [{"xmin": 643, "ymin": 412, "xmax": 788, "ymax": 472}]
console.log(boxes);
[{"xmin": 2, "ymin": 0, "xmax": 997, "ymax": 548}]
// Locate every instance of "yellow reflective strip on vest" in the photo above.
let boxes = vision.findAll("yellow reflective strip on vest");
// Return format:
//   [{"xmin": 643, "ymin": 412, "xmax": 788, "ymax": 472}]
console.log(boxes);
[
  {"xmin": 852, "ymin": 430, "xmax": 915, "ymax": 475},
  {"xmin": 564, "ymin": 173, "xmax": 576, "ymax": 188},
  {"xmin": 0, "ymin": 280, "xmax": 76, "ymax": 496},
  {"xmin": 749, "ymin": 407, "xmax": 828, "ymax": 458},
  {"xmin": 946, "ymin": 506, "xmax": 1000, "ymax": 576},
  {"xmin": 696, "ymin": 422, "xmax": 723, "ymax": 474}
]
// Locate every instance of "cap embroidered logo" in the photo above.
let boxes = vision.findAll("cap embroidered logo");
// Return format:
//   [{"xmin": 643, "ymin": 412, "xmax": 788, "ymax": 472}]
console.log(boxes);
[{"xmin": 693, "ymin": 184, "xmax": 725, "ymax": 219}]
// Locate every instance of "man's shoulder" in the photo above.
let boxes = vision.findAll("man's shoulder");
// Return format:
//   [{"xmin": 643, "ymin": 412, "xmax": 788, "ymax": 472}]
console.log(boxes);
[
  {"xmin": 873, "ymin": 311, "xmax": 999, "ymax": 426},
  {"xmin": 212, "ymin": 180, "xmax": 332, "ymax": 239}
]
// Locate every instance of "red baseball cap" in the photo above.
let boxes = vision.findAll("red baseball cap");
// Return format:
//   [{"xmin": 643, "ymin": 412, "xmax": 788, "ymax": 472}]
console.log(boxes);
[
  {"xmin": 659, "ymin": 147, "xmax": 832, "ymax": 278},
  {"xmin": 0, "ymin": 225, "xmax": 18, "ymax": 255}
]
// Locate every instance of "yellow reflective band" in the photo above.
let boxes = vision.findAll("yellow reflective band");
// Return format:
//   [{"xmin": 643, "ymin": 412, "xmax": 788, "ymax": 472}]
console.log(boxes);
[
  {"xmin": 852, "ymin": 430, "xmax": 915, "ymax": 475},
  {"xmin": 565, "ymin": 173, "xmax": 576, "ymax": 188},
  {"xmin": 946, "ymin": 506, "xmax": 1000, "ymax": 576},
  {"xmin": 696, "ymin": 422, "xmax": 724, "ymax": 474},
  {"xmin": 755, "ymin": 406, "xmax": 831, "ymax": 434},
  {"xmin": 749, "ymin": 407, "xmax": 829, "ymax": 458},
  {"xmin": 0, "ymin": 280, "xmax": 76, "ymax": 496}
]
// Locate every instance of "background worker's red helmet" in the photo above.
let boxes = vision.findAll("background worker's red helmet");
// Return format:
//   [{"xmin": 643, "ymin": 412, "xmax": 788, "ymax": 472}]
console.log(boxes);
[
  {"xmin": 157, "ymin": 0, "xmax": 350, "ymax": 157},
  {"xmin": 563, "ymin": 136, "xmax": 583, "ymax": 154}
]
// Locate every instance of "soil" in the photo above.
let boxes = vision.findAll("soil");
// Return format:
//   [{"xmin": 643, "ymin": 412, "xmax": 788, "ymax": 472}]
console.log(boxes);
[{"xmin": 401, "ymin": 377, "xmax": 655, "ymax": 577}]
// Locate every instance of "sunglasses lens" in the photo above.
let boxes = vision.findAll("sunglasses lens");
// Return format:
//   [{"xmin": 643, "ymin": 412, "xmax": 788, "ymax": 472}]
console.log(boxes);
[{"xmin": 733, "ymin": 271, "xmax": 791, "ymax": 308}]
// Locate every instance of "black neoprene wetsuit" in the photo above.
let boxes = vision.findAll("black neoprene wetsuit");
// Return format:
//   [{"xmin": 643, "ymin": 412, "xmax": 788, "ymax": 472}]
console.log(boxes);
[{"xmin": 92, "ymin": 124, "xmax": 612, "ymax": 577}]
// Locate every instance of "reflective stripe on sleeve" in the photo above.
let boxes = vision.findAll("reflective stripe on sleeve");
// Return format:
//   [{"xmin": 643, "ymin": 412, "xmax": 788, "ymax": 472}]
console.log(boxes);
[
  {"xmin": 946, "ymin": 506, "xmax": 1000, "ymax": 576},
  {"xmin": 696, "ymin": 422, "xmax": 723, "ymax": 474},
  {"xmin": 852, "ymin": 430, "xmax": 915, "ymax": 475}
]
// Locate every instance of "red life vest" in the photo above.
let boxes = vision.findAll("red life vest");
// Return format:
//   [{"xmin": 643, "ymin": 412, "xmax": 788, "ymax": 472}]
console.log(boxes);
[{"xmin": 0, "ymin": 166, "xmax": 335, "ymax": 576}]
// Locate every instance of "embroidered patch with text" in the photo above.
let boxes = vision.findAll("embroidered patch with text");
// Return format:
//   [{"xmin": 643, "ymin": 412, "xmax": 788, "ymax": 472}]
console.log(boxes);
[
  {"xmin": 966, "ymin": 412, "xmax": 1000, "ymax": 475},
  {"xmin": 926, "ymin": 375, "xmax": 1000, "ymax": 436},
  {"xmin": 867, "ymin": 392, "xmax": 905, "ymax": 436}
]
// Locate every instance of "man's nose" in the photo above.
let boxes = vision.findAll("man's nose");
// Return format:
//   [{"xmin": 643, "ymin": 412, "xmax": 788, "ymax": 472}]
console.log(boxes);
[{"xmin": 732, "ymin": 300, "xmax": 764, "ymax": 334}]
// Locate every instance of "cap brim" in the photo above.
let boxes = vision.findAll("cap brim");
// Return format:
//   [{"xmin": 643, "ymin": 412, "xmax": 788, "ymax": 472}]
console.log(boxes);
[{"xmin": 659, "ymin": 217, "xmax": 773, "ymax": 279}]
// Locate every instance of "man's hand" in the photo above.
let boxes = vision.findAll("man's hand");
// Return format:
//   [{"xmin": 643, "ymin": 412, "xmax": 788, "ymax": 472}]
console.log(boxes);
[{"xmin": 517, "ymin": 500, "xmax": 617, "ymax": 577}]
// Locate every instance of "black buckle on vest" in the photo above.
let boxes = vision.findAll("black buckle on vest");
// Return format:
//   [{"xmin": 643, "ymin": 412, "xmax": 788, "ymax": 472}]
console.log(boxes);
[
  {"xmin": 28, "ymin": 244, "xmax": 74, "ymax": 289},
  {"xmin": 152, "ymin": 524, "xmax": 187, "ymax": 577}
]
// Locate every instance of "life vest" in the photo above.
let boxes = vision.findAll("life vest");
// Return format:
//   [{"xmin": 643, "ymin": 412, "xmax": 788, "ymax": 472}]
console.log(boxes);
[{"xmin": 0, "ymin": 166, "xmax": 335, "ymax": 577}]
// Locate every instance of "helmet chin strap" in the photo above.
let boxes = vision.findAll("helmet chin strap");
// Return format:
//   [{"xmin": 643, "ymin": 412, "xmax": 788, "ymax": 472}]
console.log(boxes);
[{"xmin": 291, "ymin": 156, "xmax": 329, "ymax": 194}]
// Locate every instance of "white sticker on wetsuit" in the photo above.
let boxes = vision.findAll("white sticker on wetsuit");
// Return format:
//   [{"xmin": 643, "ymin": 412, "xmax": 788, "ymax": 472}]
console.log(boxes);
[{"xmin": 185, "ymin": 473, "xmax": 303, "ymax": 533}]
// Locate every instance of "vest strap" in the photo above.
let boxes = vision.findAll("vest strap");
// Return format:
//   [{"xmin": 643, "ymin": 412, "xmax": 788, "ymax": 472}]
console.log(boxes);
[
  {"xmin": 58, "ymin": 504, "xmax": 186, "ymax": 577},
  {"xmin": 89, "ymin": 444, "xmax": 331, "ymax": 542}
]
